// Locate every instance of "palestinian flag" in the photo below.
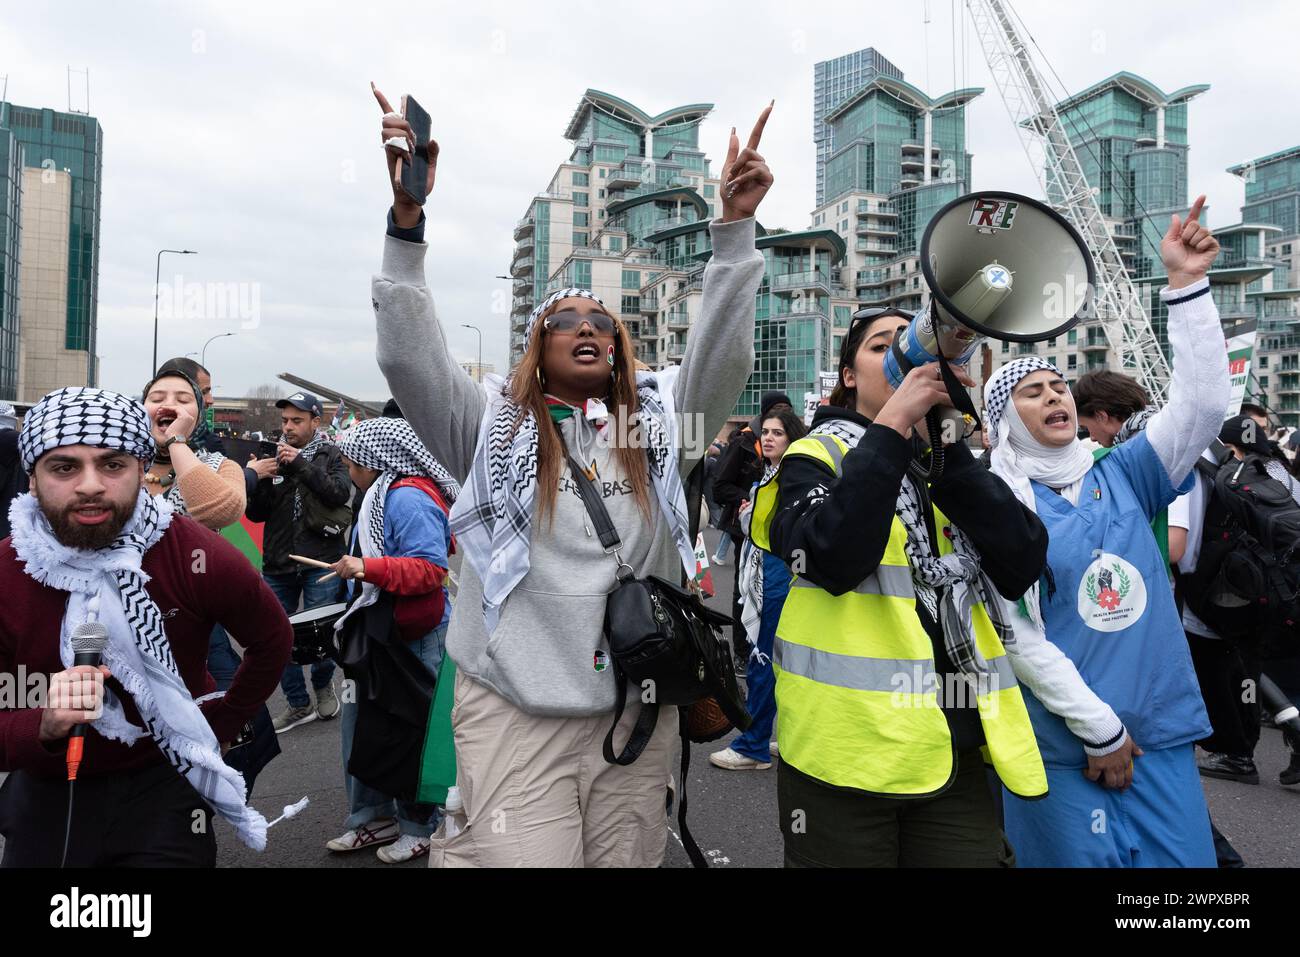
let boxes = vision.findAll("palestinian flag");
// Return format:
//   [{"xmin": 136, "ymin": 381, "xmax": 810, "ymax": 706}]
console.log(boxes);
[{"xmin": 220, "ymin": 515, "xmax": 264, "ymax": 572}]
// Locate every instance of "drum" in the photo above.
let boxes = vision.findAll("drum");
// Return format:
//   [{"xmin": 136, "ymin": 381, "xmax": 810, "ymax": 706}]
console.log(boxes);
[{"xmin": 289, "ymin": 602, "xmax": 348, "ymax": 665}]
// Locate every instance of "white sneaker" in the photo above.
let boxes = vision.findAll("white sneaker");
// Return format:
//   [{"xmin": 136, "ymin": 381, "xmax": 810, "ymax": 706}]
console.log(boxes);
[
  {"xmin": 325, "ymin": 818, "xmax": 398, "ymax": 852},
  {"xmin": 376, "ymin": 833, "xmax": 431, "ymax": 864},
  {"xmin": 709, "ymin": 747, "xmax": 772, "ymax": 771},
  {"xmin": 710, "ymin": 553, "xmax": 727, "ymax": 566},
  {"xmin": 770, "ymin": 739, "xmax": 779, "ymax": 757}
]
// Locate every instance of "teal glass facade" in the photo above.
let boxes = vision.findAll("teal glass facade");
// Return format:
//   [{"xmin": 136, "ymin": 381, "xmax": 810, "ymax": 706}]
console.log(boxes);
[
  {"xmin": 895, "ymin": 182, "xmax": 963, "ymax": 256},
  {"xmin": 1233, "ymin": 147, "xmax": 1300, "ymax": 240},
  {"xmin": 1050, "ymin": 74, "xmax": 1206, "ymax": 282},
  {"xmin": 0, "ymin": 130, "xmax": 21, "ymax": 400},
  {"xmin": 822, "ymin": 88, "xmax": 973, "ymax": 206},
  {"xmin": 0, "ymin": 104, "xmax": 103, "ymax": 359},
  {"xmin": 813, "ymin": 48, "xmax": 904, "ymax": 205}
]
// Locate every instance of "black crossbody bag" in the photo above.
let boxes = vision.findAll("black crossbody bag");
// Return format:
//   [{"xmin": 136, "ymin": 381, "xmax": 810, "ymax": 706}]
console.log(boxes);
[{"xmin": 566, "ymin": 455, "xmax": 750, "ymax": 867}]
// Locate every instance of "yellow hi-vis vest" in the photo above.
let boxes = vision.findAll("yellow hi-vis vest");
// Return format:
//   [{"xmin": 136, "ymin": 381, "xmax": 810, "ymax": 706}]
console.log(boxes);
[{"xmin": 751, "ymin": 430, "xmax": 1047, "ymax": 799}]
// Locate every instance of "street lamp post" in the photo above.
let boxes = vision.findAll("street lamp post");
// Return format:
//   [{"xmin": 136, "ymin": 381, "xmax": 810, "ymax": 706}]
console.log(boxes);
[
  {"xmin": 201, "ymin": 332, "xmax": 236, "ymax": 370},
  {"xmin": 153, "ymin": 248, "xmax": 197, "ymax": 374},
  {"xmin": 461, "ymin": 324, "xmax": 482, "ymax": 382}
]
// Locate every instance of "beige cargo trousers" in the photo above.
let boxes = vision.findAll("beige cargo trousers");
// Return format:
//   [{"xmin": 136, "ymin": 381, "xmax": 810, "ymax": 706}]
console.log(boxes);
[{"xmin": 429, "ymin": 670, "xmax": 678, "ymax": 867}]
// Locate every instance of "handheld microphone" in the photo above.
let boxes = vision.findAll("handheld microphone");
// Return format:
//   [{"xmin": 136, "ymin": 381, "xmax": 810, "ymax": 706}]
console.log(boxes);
[{"xmin": 66, "ymin": 621, "xmax": 109, "ymax": 782}]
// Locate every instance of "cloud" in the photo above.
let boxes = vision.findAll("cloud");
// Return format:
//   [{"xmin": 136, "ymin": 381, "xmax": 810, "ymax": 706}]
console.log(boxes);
[{"xmin": 2, "ymin": 0, "xmax": 1294, "ymax": 399}]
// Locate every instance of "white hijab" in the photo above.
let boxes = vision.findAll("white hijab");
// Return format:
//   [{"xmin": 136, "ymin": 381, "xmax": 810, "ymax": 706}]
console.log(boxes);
[{"xmin": 984, "ymin": 357, "xmax": 1095, "ymax": 628}]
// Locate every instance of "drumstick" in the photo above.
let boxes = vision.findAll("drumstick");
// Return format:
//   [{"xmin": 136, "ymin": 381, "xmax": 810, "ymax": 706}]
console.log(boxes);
[
  {"xmin": 317, "ymin": 572, "xmax": 338, "ymax": 584},
  {"xmin": 290, "ymin": 554, "xmax": 334, "ymax": 570}
]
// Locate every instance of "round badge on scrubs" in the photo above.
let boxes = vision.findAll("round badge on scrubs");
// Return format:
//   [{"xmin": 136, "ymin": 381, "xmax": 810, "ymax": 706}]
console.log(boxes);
[{"xmin": 1076, "ymin": 553, "xmax": 1147, "ymax": 633}]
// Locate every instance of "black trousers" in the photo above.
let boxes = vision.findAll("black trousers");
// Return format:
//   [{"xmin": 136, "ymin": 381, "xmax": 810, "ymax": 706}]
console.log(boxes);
[
  {"xmin": 1186, "ymin": 630, "xmax": 1261, "ymax": 757},
  {"xmin": 777, "ymin": 749, "xmax": 1015, "ymax": 868},
  {"xmin": 0, "ymin": 762, "xmax": 216, "ymax": 868}
]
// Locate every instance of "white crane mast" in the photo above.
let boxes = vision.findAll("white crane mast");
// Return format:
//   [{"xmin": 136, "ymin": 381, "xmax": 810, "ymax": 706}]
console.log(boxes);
[{"xmin": 966, "ymin": 0, "xmax": 1172, "ymax": 401}]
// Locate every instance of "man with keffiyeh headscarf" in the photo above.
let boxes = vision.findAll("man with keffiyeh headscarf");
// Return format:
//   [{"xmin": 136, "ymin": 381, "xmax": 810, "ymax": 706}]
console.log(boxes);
[
  {"xmin": 0, "ymin": 387, "xmax": 291, "ymax": 866},
  {"xmin": 323, "ymin": 415, "xmax": 459, "ymax": 864},
  {"xmin": 982, "ymin": 194, "xmax": 1230, "ymax": 868}
]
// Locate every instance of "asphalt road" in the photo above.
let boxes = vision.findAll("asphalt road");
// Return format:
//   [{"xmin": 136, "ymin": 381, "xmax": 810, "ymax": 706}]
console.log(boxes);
[
  {"xmin": 0, "ymin": 529, "xmax": 1292, "ymax": 868},
  {"xmin": 216, "ymin": 527, "xmax": 1300, "ymax": 869}
]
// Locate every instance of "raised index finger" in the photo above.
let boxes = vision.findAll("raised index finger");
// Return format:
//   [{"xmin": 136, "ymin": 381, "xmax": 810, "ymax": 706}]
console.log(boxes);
[
  {"xmin": 1186, "ymin": 194, "xmax": 1206, "ymax": 225},
  {"xmin": 746, "ymin": 100, "xmax": 774, "ymax": 151},
  {"xmin": 371, "ymin": 81, "xmax": 395, "ymax": 115}
]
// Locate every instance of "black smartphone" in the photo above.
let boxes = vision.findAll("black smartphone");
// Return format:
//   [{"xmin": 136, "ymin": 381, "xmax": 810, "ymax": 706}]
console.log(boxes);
[
  {"xmin": 257, "ymin": 440, "xmax": 278, "ymax": 459},
  {"xmin": 399, "ymin": 95, "xmax": 431, "ymax": 206}
]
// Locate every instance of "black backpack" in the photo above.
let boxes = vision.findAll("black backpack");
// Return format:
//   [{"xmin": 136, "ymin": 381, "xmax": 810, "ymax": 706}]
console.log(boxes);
[{"xmin": 1179, "ymin": 440, "xmax": 1300, "ymax": 652}]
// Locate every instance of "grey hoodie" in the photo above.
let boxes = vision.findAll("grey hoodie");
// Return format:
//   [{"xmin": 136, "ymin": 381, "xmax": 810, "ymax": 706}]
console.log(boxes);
[{"xmin": 374, "ymin": 218, "xmax": 764, "ymax": 716}]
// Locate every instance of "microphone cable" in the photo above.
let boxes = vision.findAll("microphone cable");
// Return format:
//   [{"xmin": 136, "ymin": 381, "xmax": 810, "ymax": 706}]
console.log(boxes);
[{"xmin": 60, "ymin": 780, "xmax": 76, "ymax": 869}]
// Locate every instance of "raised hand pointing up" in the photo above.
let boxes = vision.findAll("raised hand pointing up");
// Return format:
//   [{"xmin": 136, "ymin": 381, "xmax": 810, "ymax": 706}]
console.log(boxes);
[
  {"xmin": 1161, "ymin": 194, "xmax": 1219, "ymax": 289},
  {"xmin": 372, "ymin": 82, "xmax": 439, "ymax": 229},
  {"xmin": 720, "ymin": 102, "xmax": 775, "ymax": 223}
]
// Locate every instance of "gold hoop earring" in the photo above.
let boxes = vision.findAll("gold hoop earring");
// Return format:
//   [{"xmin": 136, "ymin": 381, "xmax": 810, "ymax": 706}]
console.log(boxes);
[{"xmin": 535, "ymin": 366, "xmax": 545, "ymax": 389}]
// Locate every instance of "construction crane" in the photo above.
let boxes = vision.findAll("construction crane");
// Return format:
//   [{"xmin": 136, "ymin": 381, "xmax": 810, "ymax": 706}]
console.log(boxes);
[{"xmin": 966, "ymin": 0, "xmax": 1172, "ymax": 402}]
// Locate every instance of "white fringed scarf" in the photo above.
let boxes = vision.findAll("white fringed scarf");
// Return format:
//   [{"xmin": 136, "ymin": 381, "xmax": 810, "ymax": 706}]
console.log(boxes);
[{"xmin": 8, "ymin": 489, "xmax": 270, "ymax": 850}]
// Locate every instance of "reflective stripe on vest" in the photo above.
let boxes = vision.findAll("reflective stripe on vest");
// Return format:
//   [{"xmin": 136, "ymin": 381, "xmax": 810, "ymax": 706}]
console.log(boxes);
[
  {"xmin": 775, "ymin": 636, "xmax": 1019, "ymax": 695},
  {"xmin": 790, "ymin": 563, "xmax": 915, "ymax": 598},
  {"xmin": 758, "ymin": 426, "xmax": 1048, "ymax": 799}
]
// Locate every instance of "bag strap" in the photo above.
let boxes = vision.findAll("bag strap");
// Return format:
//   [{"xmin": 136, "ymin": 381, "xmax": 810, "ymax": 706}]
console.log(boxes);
[
  {"xmin": 676, "ymin": 710, "xmax": 708, "ymax": 869},
  {"xmin": 567, "ymin": 454, "xmax": 661, "ymax": 762},
  {"xmin": 601, "ymin": 661, "xmax": 661, "ymax": 765},
  {"xmin": 566, "ymin": 455, "xmax": 630, "ymax": 575}
]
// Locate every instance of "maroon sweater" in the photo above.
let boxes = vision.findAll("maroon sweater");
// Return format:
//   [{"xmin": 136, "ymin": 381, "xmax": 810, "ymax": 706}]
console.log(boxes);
[{"xmin": 0, "ymin": 515, "xmax": 292, "ymax": 779}]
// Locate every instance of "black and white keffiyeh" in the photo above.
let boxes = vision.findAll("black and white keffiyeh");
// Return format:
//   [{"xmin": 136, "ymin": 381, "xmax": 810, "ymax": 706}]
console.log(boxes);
[
  {"xmin": 1113, "ymin": 405, "xmax": 1158, "ymax": 446},
  {"xmin": 814, "ymin": 417, "xmax": 1012, "ymax": 680},
  {"xmin": 738, "ymin": 462, "xmax": 778, "ymax": 660},
  {"xmin": 19, "ymin": 387, "xmax": 155, "ymax": 473},
  {"xmin": 334, "ymin": 417, "xmax": 460, "ymax": 629},
  {"xmin": 8, "ymin": 489, "xmax": 270, "ymax": 849},
  {"xmin": 160, "ymin": 449, "xmax": 225, "ymax": 515},
  {"xmin": 291, "ymin": 430, "xmax": 331, "ymax": 523},
  {"xmin": 450, "ymin": 370, "xmax": 696, "ymax": 636}
]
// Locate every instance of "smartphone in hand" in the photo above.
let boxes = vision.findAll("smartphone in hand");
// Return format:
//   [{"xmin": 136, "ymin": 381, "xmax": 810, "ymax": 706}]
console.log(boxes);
[{"xmin": 399, "ymin": 95, "xmax": 431, "ymax": 206}]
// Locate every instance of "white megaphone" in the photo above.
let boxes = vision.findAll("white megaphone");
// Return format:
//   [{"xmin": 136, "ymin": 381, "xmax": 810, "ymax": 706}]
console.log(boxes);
[{"xmin": 882, "ymin": 190, "xmax": 1096, "ymax": 477}]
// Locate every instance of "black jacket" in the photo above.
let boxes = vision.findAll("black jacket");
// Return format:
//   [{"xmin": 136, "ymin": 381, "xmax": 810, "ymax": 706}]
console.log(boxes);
[
  {"xmin": 767, "ymin": 405, "xmax": 1049, "ymax": 750},
  {"xmin": 246, "ymin": 440, "xmax": 352, "ymax": 574},
  {"xmin": 713, "ymin": 427, "xmax": 765, "ymax": 537},
  {"xmin": 0, "ymin": 429, "xmax": 23, "ymax": 541}
]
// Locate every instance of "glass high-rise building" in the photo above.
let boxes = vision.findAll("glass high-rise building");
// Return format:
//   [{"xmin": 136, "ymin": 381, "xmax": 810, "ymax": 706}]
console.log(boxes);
[
  {"xmin": 1230, "ymin": 146, "xmax": 1300, "ymax": 245},
  {"xmin": 0, "ymin": 102, "xmax": 103, "ymax": 398},
  {"xmin": 509, "ymin": 90, "xmax": 720, "ymax": 364},
  {"xmin": 813, "ymin": 47, "xmax": 904, "ymax": 207},
  {"xmin": 1225, "ymin": 146, "xmax": 1300, "ymax": 426},
  {"xmin": 808, "ymin": 72, "xmax": 982, "ymax": 365},
  {"xmin": 1049, "ymin": 72, "xmax": 1208, "ymax": 283},
  {"xmin": 0, "ymin": 130, "xmax": 22, "ymax": 401},
  {"xmin": 509, "ymin": 90, "xmax": 853, "ymax": 423}
]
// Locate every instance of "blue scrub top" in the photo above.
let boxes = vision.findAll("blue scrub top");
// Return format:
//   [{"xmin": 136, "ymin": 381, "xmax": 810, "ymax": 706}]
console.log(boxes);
[
  {"xmin": 1025, "ymin": 432, "xmax": 1211, "ymax": 768},
  {"xmin": 348, "ymin": 484, "xmax": 453, "ymax": 628}
]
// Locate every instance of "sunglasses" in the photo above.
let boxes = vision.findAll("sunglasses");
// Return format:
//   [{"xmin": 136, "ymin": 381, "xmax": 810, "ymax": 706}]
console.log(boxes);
[
  {"xmin": 840, "ymin": 306, "xmax": 914, "ymax": 364},
  {"xmin": 543, "ymin": 310, "xmax": 617, "ymax": 335}
]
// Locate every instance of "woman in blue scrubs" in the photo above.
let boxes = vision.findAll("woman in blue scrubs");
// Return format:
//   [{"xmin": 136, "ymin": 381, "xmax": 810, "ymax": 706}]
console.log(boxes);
[{"xmin": 985, "ymin": 196, "xmax": 1228, "ymax": 867}]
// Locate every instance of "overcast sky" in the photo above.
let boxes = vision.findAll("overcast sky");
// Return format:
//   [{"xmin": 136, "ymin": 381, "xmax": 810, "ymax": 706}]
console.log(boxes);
[{"xmin": 2, "ymin": 0, "xmax": 1296, "ymax": 400}]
